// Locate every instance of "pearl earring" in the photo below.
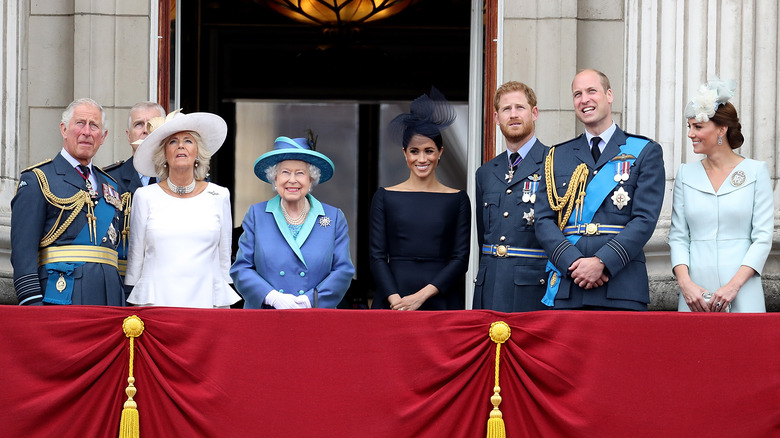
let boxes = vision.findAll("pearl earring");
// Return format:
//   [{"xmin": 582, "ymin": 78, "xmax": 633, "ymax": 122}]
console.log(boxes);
[{"xmin": 717, "ymin": 136, "xmax": 722, "ymax": 145}]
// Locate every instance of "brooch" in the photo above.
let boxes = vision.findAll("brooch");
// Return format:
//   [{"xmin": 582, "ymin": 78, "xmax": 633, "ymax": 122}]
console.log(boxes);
[
  {"xmin": 730, "ymin": 170, "xmax": 746, "ymax": 187},
  {"xmin": 318, "ymin": 216, "xmax": 331, "ymax": 227}
]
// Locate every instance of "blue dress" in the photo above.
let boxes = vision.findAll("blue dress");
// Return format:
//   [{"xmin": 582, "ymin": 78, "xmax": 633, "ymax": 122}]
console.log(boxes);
[{"xmin": 369, "ymin": 188, "xmax": 471, "ymax": 310}]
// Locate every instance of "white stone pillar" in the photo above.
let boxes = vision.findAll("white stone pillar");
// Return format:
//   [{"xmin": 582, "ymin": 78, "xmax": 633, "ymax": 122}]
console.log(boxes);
[{"xmin": 624, "ymin": 0, "xmax": 780, "ymax": 309}]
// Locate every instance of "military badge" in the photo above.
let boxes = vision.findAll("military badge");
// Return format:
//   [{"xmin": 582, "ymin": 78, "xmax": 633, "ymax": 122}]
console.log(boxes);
[
  {"xmin": 613, "ymin": 161, "xmax": 631, "ymax": 183},
  {"xmin": 102, "ymin": 184, "xmax": 122, "ymax": 209},
  {"xmin": 611, "ymin": 187, "xmax": 631, "ymax": 210},
  {"xmin": 523, "ymin": 208, "xmax": 535, "ymax": 226},
  {"xmin": 107, "ymin": 223, "xmax": 118, "ymax": 246}
]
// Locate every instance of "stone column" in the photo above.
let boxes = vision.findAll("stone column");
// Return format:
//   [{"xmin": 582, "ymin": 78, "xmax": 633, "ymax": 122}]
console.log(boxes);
[{"xmin": 624, "ymin": 0, "xmax": 780, "ymax": 309}]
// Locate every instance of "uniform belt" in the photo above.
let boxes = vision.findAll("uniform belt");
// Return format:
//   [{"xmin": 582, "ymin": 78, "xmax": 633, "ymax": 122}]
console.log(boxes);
[
  {"xmin": 38, "ymin": 245, "xmax": 119, "ymax": 268},
  {"xmin": 562, "ymin": 223, "xmax": 625, "ymax": 236},
  {"xmin": 118, "ymin": 259, "xmax": 127, "ymax": 277},
  {"xmin": 481, "ymin": 244, "xmax": 547, "ymax": 259}
]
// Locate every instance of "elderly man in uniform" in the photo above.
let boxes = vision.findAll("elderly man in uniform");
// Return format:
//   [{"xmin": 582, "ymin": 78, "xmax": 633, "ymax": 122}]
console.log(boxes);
[
  {"xmin": 104, "ymin": 101, "xmax": 166, "ymax": 194},
  {"xmin": 534, "ymin": 69, "xmax": 664, "ymax": 311},
  {"xmin": 10, "ymin": 98, "xmax": 126, "ymax": 306},
  {"xmin": 473, "ymin": 81, "xmax": 550, "ymax": 312},
  {"xmin": 103, "ymin": 101, "xmax": 165, "ymax": 278}
]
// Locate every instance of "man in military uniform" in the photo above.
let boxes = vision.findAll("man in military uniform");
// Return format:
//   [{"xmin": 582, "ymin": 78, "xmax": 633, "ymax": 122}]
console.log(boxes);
[
  {"xmin": 473, "ymin": 81, "xmax": 550, "ymax": 312},
  {"xmin": 103, "ymin": 101, "xmax": 165, "ymax": 194},
  {"xmin": 102, "ymin": 101, "xmax": 165, "ymax": 278},
  {"xmin": 11, "ymin": 98, "xmax": 126, "ymax": 306},
  {"xmin": 534, "ymin": 69, "xmax": 664, "ymax": 311}
]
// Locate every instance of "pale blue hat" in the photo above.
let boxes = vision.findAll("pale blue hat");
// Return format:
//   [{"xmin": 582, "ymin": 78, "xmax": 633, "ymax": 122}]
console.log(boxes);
[{"xmin": 253, "ymin": 136, "xmax": 335, "ymax": 184}]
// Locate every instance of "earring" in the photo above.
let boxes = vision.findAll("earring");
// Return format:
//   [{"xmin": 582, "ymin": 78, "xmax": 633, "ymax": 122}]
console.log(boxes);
[
  {"xmin": 163, "ymin": 162, "xmax": 168, "ymax": 168},
  {"xmin": 195, "ymin": 159, "xmax": 199, "ymax": 168},
  {"xmin": 717, "ymin": 136, "xmax": 722, "ymax": 145}
]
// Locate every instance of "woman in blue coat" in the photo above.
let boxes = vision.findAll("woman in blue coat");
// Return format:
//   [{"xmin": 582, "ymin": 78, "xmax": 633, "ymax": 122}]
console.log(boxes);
[
  {"xmin": 669, "ymin": 78, "xmax": 773, "ymax": 312},
  {"xmin": 230, "ymin": 136, "xmax": 355, "ymax": 309}
]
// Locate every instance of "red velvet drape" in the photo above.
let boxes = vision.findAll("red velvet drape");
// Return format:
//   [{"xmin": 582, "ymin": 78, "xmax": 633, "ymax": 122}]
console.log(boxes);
[{"xmin": 1, "ymin": 307, "xmax": 778, "ymax": 437}]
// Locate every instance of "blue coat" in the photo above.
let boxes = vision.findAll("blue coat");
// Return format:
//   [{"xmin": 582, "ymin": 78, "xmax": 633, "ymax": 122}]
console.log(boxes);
[
  {"xmin": 103, "ymin": 156, "xmax": 143, "ymax": 195},
  {"xmin": 534, "ymin": 127, "xmax": 664, "ymax": 310},
  {"xmin": 230, "ymin": 194, "xmax": 355, "ymax": 309},
  {"xmin": 10, "ymin": 153, "xmax": 126, "ymax": 306},
  {"xmin": 669, "ymin": 159, "xmax": 773, "ymax": 312},
  {"xmin": 473, "ymin": 139, "xmax": 550, "ymax": 312}
]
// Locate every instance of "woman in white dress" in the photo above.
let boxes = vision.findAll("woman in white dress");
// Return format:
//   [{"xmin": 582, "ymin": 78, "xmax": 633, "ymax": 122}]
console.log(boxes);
[
  {"xmin": 669, "ymin": 78, "xmax": 773, "ymax": 313},
  {"xmin": 125, "ymin": 110, "xmax": 241, "ymax": 308}
]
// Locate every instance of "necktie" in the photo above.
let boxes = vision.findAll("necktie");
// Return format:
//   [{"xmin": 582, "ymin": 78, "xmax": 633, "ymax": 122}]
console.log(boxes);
[
  {"xmin": 590, "ymin": 136, "xmax": 602, "ymax": 163},
  {"xmin": 509, "ymin": 151, "xmax": 521, "ymax": 169},
  {"xmin": 148, "ymin": 176, "xmax": 157, "ymax": 185},
  {"xmin": 77, "ymin": 164, "xmax": 90, "ymax": 179}
]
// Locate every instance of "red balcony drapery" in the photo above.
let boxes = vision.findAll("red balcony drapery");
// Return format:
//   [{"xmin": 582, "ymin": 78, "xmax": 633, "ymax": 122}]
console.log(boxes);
[{"xmin": 1, "ymin": 307, "xmax": 778, "ymax": 437}]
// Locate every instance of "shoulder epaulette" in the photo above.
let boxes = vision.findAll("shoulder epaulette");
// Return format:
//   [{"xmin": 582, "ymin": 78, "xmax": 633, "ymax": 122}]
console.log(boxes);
[
  {"xmin": 94, "ymin": 166, "xmax": 119, "ymax": 183},
  {"xmin": 624, "ymin": 132, "xmax": 655, "ymax": 142},
  {"xmin": 102, "ymin": 160, "xmax": 125, "ymax": 172},
  {"xmin": 551, "ymin": 133, "xmax": 585, "ymax": 149},
  {"xmin": 21, "ymin": 159, "xmax": 52, "ymax": 173}
]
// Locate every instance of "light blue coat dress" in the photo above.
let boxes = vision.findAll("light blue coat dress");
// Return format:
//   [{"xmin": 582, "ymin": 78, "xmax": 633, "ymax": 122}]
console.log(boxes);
[
  {"xmin": 669, "ymin": 158, "xmax": 773, "ymax": 312},
  {"xmin": 230, "ymin": 194, "xmax": 354, "ymax": 309}
]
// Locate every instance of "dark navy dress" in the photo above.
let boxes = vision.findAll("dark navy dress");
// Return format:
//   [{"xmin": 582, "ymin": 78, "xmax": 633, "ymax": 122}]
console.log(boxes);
[{"xmin": 369, "ymin": 188, "xmax": 471, "ymax": 310}]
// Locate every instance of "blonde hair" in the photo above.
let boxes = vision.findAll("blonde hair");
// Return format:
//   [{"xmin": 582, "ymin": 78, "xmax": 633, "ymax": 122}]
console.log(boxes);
[{"xmin": 152, "ymin": 131, "xmax": 211, "ymax": 181}]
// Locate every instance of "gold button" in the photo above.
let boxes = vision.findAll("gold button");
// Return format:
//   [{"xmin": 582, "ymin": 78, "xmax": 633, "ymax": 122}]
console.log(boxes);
[
  {"xmin": 594, "ymin": 170, "xmax": 598, "ymax": 175},
  {"xmin": 500, "ymin": 236, "xmax": 506, "ymax": 241},
  {"xmin": 484, "ymin": 202, "xmax": 488, "ymax": 207},
  {"xmin": 506, "ymin": 189, "xmax": 512, "ymax": 194},
  {"xmin": 503, "ymin": 212, "xmax": 509, "ymax": 217},
  {"xmin": 540, "ymin": 279, "xmax": 546, "ymax": 285}
]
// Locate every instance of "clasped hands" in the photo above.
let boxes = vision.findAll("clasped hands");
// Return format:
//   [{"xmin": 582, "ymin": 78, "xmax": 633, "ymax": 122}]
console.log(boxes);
[
  {"xmin": 568, "ymin": 257, "xmax": 609, "ymax": 289},
  {"xmin": 264, "ymin": 289, "xmax": 311, "ymax": 309}
]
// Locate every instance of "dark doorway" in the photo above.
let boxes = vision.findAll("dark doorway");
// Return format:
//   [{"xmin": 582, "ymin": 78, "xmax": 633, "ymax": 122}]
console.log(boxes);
[{"xmin": 177, "ymin": 0, "xmax": 473, "ymax": 307}]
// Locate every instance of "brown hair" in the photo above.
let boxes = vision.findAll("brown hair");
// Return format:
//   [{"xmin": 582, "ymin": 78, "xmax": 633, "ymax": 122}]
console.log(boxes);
[
  {"xmin": 494, "ymin": 81, "xmax": 537, "ymax": 111},
  {"xmin": 574, "ymin": 69, "xmax": 611, "ymax": 93},
  {"xmin": 710, "ymin": 102, "xmax": 744, "ymax": 149}
]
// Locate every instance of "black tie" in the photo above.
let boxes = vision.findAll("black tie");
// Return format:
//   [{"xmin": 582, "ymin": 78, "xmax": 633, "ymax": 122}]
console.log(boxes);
[
  {"xmin": 148, "ymin": 177, "xmax": 157, "ymax": 185},
  {"xmin": 590, "ymin": 137, "xmax": 602, "ymax": 163},
  {"xmin": 509, "ymin": 152, "xmax": 520, "ymax": 169},
  {"xmin": 77, "ymin": 164, "xmax": 90, "ymax": 179}
]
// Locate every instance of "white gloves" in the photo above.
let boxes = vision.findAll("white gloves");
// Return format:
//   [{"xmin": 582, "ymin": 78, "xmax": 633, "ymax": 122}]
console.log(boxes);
[{"xmin": 264, "ymin": 290, "xmax": 311, "ymax": 309}]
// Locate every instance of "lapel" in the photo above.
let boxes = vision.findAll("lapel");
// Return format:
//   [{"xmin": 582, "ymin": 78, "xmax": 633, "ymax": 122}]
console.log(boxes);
[
  {"xmin": 684, "ymin": 159, "xmax": 755, "ymax": 196},
  {"xmin": 53, "ymin": 153, "xmax": 89, "ymax": 192},
  {"xmin": 295, "ymin": 195, "xmax": 325, "ymax": 247},
  {"xmin": 489, "ymin": 140, "xmax": 546, "ymax": 188},
  {"xmin": 571, "ymin": 134, "xmax": 591, "ymax": 168},
  {"xmin": 266, "ymin": 195, "xmax": 308, "ymax": 267},
  {"xmin": 596, "ymin": 128, "xmax": 626, "ymax": 169},
  {"xmin": 123, "ymin": 157, "xmax": 143, "ymax": 191}
]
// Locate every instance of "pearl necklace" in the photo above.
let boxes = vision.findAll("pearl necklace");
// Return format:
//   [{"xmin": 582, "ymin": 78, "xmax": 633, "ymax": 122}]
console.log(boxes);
[
  {"xmin": 281, "ymin": 199, "xmax": 309, "ymax": 225},
  {"xmin": 167, "ymin": 178, "xmax": 196, "ymax": 195}
]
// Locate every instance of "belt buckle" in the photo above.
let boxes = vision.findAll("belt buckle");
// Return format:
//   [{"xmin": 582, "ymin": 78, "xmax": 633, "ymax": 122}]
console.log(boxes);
[
  {"xmin": 584, "ymin": 223, "xmax": 600, "ymax": 236},
  {"xmin": 495, "ymin": 245, "xmax": 508, "ymax": 257}
]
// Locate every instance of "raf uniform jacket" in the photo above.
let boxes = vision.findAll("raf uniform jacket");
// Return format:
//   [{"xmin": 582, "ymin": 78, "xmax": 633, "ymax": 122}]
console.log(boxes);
[
  {"xmin": 230, "ymin": 194, "xmax": 355, "ymax": 309},
  {"xmin": 473, "ymin": 139, "xmax": 550, "ymax": 312},
  {"xmin": 10, "ymin": 153, "xmax": 126, "ymax": 306},
  {"xmin": 104, "ymin": 156, "xmax": 143, "ymax": 195},
  {"xmin": 534, "ymin": 126, "xmax": 664, "ymax": 310}
]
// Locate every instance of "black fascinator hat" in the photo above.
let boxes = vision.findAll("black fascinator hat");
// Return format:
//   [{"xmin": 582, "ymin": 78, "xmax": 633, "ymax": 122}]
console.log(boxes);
[{"xmin": 389, "ymin": 87, "xmax": 457, "ymax": 149}]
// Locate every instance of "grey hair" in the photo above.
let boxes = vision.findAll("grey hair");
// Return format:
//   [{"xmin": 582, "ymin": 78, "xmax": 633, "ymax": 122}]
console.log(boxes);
[
  {"xmin": 61, "ymin": 98, "xmax": 107, "ymax": 134},
  {"xmin": 127, "ymin": 101, "xmax": 165, "ymax": 131},
  {"xmin": 152, "ymin": 131, "xmax": 211, "ymax": 181},
  {"xmin": 265, "ymin": 162, "xmax": 321, "ymax": 190}
]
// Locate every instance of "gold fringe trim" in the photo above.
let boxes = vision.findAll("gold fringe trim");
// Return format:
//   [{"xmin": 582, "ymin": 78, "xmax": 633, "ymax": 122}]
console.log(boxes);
[
  {"xmin": 120, "ymin": 192, "xmax": 132, "ymax": 253},
  {"xmin": 119, "ymin": 315, "xmax": 144, "ymax": 438},
  {"xmin": 32, "ymin": 168, "xmax": 95, "ymax": 246},
  {"xmin": 544, "ymin": 147, "xmax": 589, "ymax": 230},
  {"xmin": 486, "ymin": 321, "xmax": 511, "ymax": 438}
]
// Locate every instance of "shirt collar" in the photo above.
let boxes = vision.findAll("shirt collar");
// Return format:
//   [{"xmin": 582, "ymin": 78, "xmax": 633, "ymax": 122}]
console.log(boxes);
[
  {"xmin": 585, "ymin": 123, "xmax": 617, "ymax": 148},
  {"xmin": 506, "ymin": 135, "xmax": 537, "ymax": 160}
]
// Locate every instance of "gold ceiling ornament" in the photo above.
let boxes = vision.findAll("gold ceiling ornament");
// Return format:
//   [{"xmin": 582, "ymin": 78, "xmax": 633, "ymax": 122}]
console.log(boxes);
[{"xmin": 264, "ymin": 0, "xmax": 417, "ymax": 27}]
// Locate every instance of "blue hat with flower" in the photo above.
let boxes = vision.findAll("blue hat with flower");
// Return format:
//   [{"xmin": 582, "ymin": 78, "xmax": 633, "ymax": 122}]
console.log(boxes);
[
  {"xmin": 684, "ymin": 76, "xmax": 737, "ymax": 122},
  {"xmin": 253, "ymin": 136, "xmax": 335, "ymax": 184}
]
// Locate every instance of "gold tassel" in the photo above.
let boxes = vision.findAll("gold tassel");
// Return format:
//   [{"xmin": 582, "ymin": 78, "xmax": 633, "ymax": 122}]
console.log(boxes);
[
  {"xmin": 486, "ymin": 321, "xmax": 511, "ymax": 438},
  {"xmin": 120, "ymin": 315, "xmax": 144, "ymax": 438}
]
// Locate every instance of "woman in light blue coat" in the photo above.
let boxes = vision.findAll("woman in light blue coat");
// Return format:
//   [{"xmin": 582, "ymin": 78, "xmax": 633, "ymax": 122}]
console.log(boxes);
[
  {"xmin": 230, "ymin": 136, "xmax": 354, "ymax": 309},
  {"xmin": 669, "ymin": 78, "xmax": 773, "ymax": 312}
]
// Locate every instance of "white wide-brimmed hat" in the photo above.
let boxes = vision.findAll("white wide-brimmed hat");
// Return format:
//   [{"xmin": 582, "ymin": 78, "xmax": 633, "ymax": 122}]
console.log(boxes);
[{"xmin": 133, "ymin": 110, "xmax": 227, "ymax": 177}]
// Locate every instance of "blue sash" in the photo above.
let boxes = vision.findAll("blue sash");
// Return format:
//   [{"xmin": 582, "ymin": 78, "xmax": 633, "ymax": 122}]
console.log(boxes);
[
  {"xmin": 542, "ymin": 136, "xmax": 649, "ymax": 306},
  {"xmin": 42, "ymin": 186, "xmax": 118, "ymax": 303}
]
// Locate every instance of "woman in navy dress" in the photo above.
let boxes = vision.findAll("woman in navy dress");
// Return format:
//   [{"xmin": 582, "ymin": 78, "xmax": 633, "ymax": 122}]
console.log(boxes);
[{"xmin": 370, "ymin": 88, "xmax": 471, "ymax": 310}]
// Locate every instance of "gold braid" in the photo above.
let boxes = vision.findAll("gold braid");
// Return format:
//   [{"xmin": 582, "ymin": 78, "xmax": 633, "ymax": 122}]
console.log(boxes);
[
  {"xmin": 32, "ymin": 168, "xmax": 95, "ymax": 247},
  {"xmin": 120, "ymin": 192, "xmax": 132, "ymax": 253},
  {"xmin": 544, "ymin": 147, "xmax": 590, "ymax": 230}
]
